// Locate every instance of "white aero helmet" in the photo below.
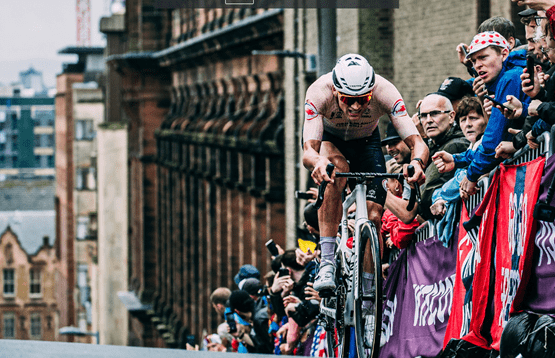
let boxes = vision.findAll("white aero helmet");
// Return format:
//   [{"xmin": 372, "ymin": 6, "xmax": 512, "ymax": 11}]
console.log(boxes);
[{"xmin": 332, "ymin": 54, "xmax": 375, "ymax": 96}]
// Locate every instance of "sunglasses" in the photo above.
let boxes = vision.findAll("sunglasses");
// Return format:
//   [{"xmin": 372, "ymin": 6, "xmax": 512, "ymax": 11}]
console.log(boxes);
[{"xmin": 337, "ymin": 92, "xmax": 372, "ymax": 106}]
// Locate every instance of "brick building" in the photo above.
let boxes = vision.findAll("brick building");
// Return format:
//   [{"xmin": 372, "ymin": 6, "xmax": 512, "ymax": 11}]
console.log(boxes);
[
  {"xmin": 0, "ymin": 180, "xmax": 57, "ymax": 341},
  {"xmin": 98, "ymin": 0, "xmax": 529, "ymax": 348}
]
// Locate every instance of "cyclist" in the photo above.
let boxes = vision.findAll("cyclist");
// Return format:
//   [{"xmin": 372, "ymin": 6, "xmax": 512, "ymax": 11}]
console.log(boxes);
[{"xmin": 302, "ymin": 53, "xmax": 428, "ymax": 293}]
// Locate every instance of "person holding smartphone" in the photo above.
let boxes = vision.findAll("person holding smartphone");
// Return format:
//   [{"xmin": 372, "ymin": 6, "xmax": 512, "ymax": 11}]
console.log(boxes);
[{"xmin": 433, "ymin": 31, "xmax": 531, "ymax": 200}]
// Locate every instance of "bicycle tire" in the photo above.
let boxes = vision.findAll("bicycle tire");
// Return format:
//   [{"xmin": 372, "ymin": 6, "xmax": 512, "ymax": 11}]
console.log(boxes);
[
  {"xmin": 354, "ymin": 221, "xmax": 382, "ymax": 358},
  {"xmin": 324, "ymin": 268, "xmax": 350, "ymax": 357}
]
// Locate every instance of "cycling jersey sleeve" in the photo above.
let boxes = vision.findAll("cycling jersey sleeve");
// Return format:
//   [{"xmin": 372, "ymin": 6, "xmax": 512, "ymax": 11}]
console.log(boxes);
[
  {"xmin": 302, "ymin": 79, "xmax": 330, "ymax": 143},
  {"xmin": 375, "ymin": 76, "xmax": 419, "ymax": 140}
]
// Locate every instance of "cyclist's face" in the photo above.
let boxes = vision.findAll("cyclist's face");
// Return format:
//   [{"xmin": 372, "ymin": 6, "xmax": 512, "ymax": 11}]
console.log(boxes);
[{"xmin": 333, "ymin": 88, "xmax": 371, "ymax": 120}]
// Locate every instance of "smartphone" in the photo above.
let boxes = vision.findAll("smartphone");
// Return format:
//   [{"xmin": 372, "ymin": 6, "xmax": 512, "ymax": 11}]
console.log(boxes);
[
  {"xmin": 461, "ymin": 46, "xmax": 479, "ymax": 78},
  {"xmin": 226, "ymin": 312, "xmax": 237, "ymax": 333},
  {"xmin": 265, "ymin": 239, "xmax": 279, "ymax": 256},
  {"xmin": 526, "ymin": 55, "xmax": 535, "ymax": 87},
  {"xmin": 278, "ymin": 267, "xmax": 290, "ymax": 277},
  {"xmin": 295, "ymin": 191, "xmax": 313, "ymax": 200},
  {"xmin": 483, "ymin": 95, "xmax": 514, "ymax": 113},
  {"xmin": 186, "ymin": 334, "xmax": 196, "ymax": 346}
]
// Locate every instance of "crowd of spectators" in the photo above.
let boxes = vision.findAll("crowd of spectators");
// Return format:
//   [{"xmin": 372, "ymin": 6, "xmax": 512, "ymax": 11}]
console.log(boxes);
[{"xmin": 186, "ymin": 1, "xmax": 555, "ymax": 355}]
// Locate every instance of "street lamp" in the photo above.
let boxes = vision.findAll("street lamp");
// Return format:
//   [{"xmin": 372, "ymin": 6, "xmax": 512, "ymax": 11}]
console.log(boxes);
[{"xmin": 59, "ymin": 326, "xmax": 99, "ymax": 344}]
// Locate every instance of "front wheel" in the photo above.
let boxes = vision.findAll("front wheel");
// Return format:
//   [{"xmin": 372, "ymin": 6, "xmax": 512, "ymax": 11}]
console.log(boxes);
[{"xmin": 354, "ymin": 221, "xmax": 382, "ymax": 358}]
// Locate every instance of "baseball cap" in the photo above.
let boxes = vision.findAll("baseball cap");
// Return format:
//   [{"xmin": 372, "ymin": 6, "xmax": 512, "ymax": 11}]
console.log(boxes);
[
  {"xmin": 433, "ymin": 77, "xmax": 474, "ymax": 102},
  {"xmin": 381, "ymin": 122, "xmax": 401, "ymax": 146},
  {"xmin": 234, "ymin": 264, "xmax": 260, "ymax": 285},
  {"xmin": 466, "ymin": 31, "xmax": 509, "ymax": 59},
  {"xmin": 239, "ymin": 278, "xmax": 263, "ymax": 296},
  {"xmin": 518, "ymin": 8, "xmax": 537, "ymax": 17}
]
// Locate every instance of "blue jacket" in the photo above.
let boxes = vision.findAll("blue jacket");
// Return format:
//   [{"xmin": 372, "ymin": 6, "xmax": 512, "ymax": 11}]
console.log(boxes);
[{"xmin": 456, "ymin": 54, "xmax": 530, "ymax": 181}]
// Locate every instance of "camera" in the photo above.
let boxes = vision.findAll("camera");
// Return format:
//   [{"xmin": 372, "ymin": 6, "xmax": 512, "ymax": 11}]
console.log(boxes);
[{"xmin": 295, "ymin": 191, "xmax": 314, "ymax": 200}]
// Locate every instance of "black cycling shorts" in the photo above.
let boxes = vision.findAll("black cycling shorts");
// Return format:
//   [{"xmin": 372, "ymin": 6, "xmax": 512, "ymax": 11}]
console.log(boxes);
[{"xmin": 322, "ymin": 129, "xmax": 387, "ymax": 207}]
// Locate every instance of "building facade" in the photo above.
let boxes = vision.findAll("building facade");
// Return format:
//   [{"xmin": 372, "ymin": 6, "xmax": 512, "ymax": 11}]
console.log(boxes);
[
  {"xmin": 91, "ymin": 0, "xmax": 529, "ymax": 348},
  {"xmin": 0, "ymin": 179, "xmax": 57, "ymax": 342}
]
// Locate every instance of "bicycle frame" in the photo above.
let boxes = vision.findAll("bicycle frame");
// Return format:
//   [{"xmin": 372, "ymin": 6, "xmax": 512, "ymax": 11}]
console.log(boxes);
[{"xmin": 337, "ymin": 177, "xmax": 369, "ymax": 326}]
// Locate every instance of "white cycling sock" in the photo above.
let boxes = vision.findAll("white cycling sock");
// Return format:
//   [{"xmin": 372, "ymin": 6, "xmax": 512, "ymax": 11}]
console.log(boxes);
[{"xmin": 320, "ymin": 236, "xmax": 336, "ymax": 264}]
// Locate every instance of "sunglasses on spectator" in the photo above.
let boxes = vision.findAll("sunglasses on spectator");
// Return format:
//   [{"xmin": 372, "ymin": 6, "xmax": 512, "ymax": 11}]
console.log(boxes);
[
  {"xmin": 337, "ymin": 91, "xmax": 372, "ymax": 106},
  {"xmin": 418, "ymin": 110, "xmax": 451, "ymax": 120}
]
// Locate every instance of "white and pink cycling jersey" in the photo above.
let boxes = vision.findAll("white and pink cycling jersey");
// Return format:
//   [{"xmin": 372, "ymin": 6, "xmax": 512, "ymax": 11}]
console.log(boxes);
[{"xmin": 303, "ymin": 72, "xmax": 419, "ymax": 143}]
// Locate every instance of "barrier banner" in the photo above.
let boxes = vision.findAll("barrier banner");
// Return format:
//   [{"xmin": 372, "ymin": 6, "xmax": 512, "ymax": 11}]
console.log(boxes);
[
  {"xmin": 379, "ymin": 249, "xmax": 408, "ymax": 358},
  {"xmin": 490, "ymin": 156, "xmax": 544, "ymax": 350},
  {"xmin": 443, "ymin": 202, "xmax": 480, "ymax": 347},
  {"xmin": 380, "ymin": 237, "xmax": 457, "ymax": 357},
  {"xmin": 523, "ymin": 155, "xmax": 555, "ymax": 314}
]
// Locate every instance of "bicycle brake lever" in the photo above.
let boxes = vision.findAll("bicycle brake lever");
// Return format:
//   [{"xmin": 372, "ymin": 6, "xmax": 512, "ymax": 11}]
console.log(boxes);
[{"xmin": 314, "ymin": 163, "xmax": 335, "ymax": 210}]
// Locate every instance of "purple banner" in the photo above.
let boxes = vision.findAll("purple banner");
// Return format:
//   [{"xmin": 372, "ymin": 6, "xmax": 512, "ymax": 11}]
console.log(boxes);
[
  {"xmin": 523, "ymin": 155, "xmax": 555, "ymax": 313},
  {"xmin": 380, "ymin": 236, "xmax": 457, "ymax": 358}
]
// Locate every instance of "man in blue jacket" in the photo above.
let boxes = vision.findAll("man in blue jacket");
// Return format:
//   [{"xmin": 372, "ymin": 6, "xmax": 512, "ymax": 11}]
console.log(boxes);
[{"xmin": 434, "ymin": 31, "xmax": 531, "ymax": 199}]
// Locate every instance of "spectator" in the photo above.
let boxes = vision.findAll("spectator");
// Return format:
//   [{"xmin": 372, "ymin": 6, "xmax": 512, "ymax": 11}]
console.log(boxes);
[
  {"xmin": 240, "ymin": 277, "xmax": 268, "ymax": 312},
  {"xmin": 398, "ymin": 94, "xmax": 470, "ymax": 222},
  {"xmin": 382, "ymin": 122, "xmax": 419, "ymax": 223},
  {"xmin": 433, "ymin": 77, "xmax": 475, "ymax": 114},
  {"xmin": 381, "ymin": 160, "xmax": 420, "ymax": 250},
  {"xmin": 210, "ymin": 287, "xmax": 231, "ymax": 319},
  {"xmin": 512, "ymin": 0, "xmax": 555, "ymax": 43},
  {"xmin": 431, "ymin": 97, "xmax": 489, "ymax": 245},
  {"xmin": 234, "ymin": 264, "xmax": 260, "ymax": 288},
  {"xmin": 450, "ymin": 31, "xmax": 530, "ymax": 200},
  {"xmin": 228, "ymin": 289, "xmax": 273, "ymax": 353}
]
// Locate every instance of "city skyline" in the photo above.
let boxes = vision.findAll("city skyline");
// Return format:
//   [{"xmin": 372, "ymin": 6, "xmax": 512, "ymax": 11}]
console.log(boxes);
[{"xmin": 0, "ymin": 0, "xmax": 107, "ymax": 89}]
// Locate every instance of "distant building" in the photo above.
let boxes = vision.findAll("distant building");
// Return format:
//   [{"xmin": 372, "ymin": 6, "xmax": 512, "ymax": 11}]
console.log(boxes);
[
  {"xmin": 0, "ymin": 96, "xmax": 55, "ymax": 180},
  {"xmin": 0, "ymin": 179, "xmax": 57, "ymax": 341},
  {"xmin": 55, "ymin": 45, "xmax": 104, "ymax": 344},
  {"xmin": 19, "ymin": 67, "xmax": 46, "ymax": 96}
]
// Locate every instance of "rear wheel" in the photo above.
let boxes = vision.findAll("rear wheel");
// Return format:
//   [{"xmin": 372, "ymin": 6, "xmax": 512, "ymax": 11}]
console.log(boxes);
[
  {"xmin": 324, "ymin": 276, "xmax": 351, "ymax": 357},
  {"xmin": 354, "ymin": 221, "xmax": 382, "ymax": 358}
]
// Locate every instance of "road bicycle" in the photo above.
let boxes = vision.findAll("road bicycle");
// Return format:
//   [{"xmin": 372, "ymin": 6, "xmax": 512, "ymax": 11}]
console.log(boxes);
[{"xmin": 314, "ymin": 163, "xmax": 419, "ymax": 358}]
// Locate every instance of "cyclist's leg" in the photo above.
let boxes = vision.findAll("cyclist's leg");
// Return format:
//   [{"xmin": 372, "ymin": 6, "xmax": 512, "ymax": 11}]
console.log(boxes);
[{"xmin": 313, "ymin": 138, "xmax": 349, "ymax": 293}]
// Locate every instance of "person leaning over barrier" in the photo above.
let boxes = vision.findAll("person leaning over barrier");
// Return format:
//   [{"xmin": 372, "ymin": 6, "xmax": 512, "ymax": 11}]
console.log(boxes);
[
  {"xmin": 433, "ymin": 31, "xmax": 531, "ymax": 201},
  {"xmin": 431, "ymin": 97, "xmax": 489, "ymax": 245}
]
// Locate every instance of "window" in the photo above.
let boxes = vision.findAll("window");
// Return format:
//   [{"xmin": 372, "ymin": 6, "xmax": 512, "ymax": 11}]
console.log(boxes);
[
  {"xmin": 75, "ymin": 120, "xmax": 95, "ymax": 140},
  {"xmin": 3, "ymin": 269, "xmax": 15, "ymax": 296},
  {"xmin": 3, "ymin": 313, "xmax": 15, "ymax": 338},
  {"xmin": 76, "ymin": 167, "xmax": 96, "ymax": 190},
  {"xmin": 30, "ymin": 313, "xmax": 41, "ymax": 339},
  {"xmin": 30, "ymin": 269, "xmax": 41, "ymax": 296},
  {"xmin": 76, "ymin": 217, "xmax": 89, "ymax": 240}
]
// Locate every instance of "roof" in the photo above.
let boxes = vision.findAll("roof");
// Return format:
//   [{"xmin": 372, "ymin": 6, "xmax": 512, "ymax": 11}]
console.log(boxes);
[
  {"xmin": 58, "ymin": 46, "xmax": 105, "ymax": 55},
  {"xmin": 0, "ymin": 210, "xmax": 55, "ymax": 255},
  {"xmin": 0, "ymin": 180, "xmax": 55, "ymax": 211}
]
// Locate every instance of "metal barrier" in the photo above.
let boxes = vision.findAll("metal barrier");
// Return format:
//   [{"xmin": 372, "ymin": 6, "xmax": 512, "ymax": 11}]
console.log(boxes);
[
  {"xmin": 415, "ymin": 220, "xmax": 436, "ymax": 243},
  {"xmin": 465, "ymin": 176, "xmax": 489, "ymax": 214},
  {"xmin": 504, "ymin": 130, "xmax": 551, "ymax": 165}
]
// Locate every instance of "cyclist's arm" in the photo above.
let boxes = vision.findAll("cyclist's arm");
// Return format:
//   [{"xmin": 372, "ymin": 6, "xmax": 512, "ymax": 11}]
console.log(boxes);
[{"xmin": 402, "ymin": 133, "xmax": 429, "ymax": 183}]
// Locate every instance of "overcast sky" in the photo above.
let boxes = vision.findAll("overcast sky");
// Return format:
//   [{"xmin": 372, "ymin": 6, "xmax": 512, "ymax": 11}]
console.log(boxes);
[{"xmin": 0, "ymin": 0, "xmax": 107, "ymax": 88}]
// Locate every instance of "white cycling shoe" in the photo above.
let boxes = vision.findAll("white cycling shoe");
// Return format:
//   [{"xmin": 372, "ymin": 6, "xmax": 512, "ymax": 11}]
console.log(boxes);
[{"xmin": 314, "ymin": 261, "xmax": 336, "ymax": 294}]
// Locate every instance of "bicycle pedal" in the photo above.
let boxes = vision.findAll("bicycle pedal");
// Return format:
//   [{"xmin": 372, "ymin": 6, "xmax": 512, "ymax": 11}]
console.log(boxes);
[{"xmin": 318, "ymin": 288, "xmax": 335, "ymax": 298}]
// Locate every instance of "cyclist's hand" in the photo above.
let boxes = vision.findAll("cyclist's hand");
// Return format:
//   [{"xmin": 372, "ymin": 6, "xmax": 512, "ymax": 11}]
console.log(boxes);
[
  {"xmin": 311, "ymin": 159, "xmax": 334, "ymax": 186},
  {"xmin": 432, "ymin": 151, "xmax": 455, "ymax": 173},
  {"xmin": 403, "ymin": 162, "xmax": 425, "ymax": 185}
]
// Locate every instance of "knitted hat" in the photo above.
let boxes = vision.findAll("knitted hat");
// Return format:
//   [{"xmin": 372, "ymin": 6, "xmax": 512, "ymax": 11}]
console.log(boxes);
[
  {"xmin": 234, "ymin": 264, "xmax": 260, "ymax": 285},
  {"xmin": 228, "ymin": 290, "xmax": 255, "ymax": 313},
  {"xmin": 466, "ymin": 31, "xmax": 509, "ymax": 59}
]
